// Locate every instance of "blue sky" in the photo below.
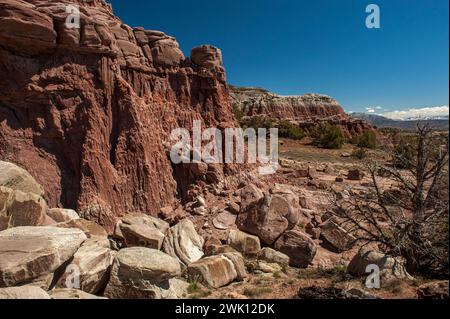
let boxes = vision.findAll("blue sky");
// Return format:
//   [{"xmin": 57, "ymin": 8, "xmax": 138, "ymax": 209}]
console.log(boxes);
[{"xmin": 108, "ymin": 0, "xmax": 449, "ymax": 115}]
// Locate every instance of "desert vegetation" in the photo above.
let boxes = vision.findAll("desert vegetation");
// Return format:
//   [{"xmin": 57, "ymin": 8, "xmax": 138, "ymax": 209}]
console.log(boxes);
[
  {"xmin": 0, "ymin": 0, "xmax": 447, "ymax": 301},
  {"xmin": 313, "ymin": 123, "xmax": 345, "ymax": 149},
  {"xmin": 351, "ymin": 130, "xmax": 378, "ymax": 149},
  {"xmin": 333, "ymin": 125, "xmax": 449, "ymax": 278},
  {"xmin": 277, "ymin": 121, "xmax": 305, "ymax": 140}
]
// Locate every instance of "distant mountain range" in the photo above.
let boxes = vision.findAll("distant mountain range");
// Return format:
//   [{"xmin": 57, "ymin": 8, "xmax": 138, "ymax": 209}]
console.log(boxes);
[{"xmin": 351, "ymin": 113, "xmax": 449, "ymax": 131}]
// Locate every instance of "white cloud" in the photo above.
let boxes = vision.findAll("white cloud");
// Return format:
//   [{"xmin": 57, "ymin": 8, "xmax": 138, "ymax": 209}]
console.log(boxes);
[
  {"xmin": 365, "ymin": 106, "xmax": 383, "ymax": 114},
  {"xmin": 382, "ymin": 105, "xmax": 449, "ymax": 120}
]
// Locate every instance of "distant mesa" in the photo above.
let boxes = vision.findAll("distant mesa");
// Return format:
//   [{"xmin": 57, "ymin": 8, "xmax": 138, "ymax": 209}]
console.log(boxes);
[{"xmin": 230, "ymin": 86, "xmax": 375, "ymax": 139}]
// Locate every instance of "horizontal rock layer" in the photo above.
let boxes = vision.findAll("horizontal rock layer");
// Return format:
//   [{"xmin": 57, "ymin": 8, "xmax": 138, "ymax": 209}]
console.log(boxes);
[{"xmin": 230, "ymin": 86, "xmax": 375, "ymax": 138}]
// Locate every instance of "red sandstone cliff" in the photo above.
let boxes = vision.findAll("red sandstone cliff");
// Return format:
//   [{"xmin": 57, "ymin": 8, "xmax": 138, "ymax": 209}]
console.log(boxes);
[
  {"xmin": 0, "ymin": 0, "xmax": 376, "ymax": 232},
  {"xmin": 0, "ymin": 0, "xmax": 235, "ymax": 231},
  {"xmin": 230, "ymin": 86, "xmax": 375, "ymax": 138}
]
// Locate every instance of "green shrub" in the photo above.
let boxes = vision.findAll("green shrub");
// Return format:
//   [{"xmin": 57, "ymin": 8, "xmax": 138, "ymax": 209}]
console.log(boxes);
[
  {"xmin": 380, "ymin": 127, "xmax": 401, "ymax": 136},
  {"xmin": 316, "ymin": 123, "xmax": 345, "ymax": 149},
  {"xmin": 187, "ymin": 282, "xmax": 202, "ymax": 294},
  {"xmin": 232, "ymin": 103, "xmax": 245, "ymax": 123},
  {"xmin": 392, "ymin": 134, "xmax": 417, "ymax": 169},
  {"xmin": 352, "ymin": 147, "xmax": 368, "ymax": 159},
  {"xmin": 278, "ymin": 120, "xmax": 304, "ymax": 140},
  {"xmin": 240, "ymin": 116, "xmax": 274, "ymax": 131},
  {"xmin": 187, "ymin": 282, "xmax": 211, "ymax": 298},
  {"xmin": 355, "ymin": 130, "xmax": 378, "ymax": 149}
]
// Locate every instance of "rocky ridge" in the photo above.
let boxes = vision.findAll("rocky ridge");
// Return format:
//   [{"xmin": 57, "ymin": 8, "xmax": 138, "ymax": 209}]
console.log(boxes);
[{"xmin": 230, "ymin": 86, "xmax": 375, "ymax": 138}]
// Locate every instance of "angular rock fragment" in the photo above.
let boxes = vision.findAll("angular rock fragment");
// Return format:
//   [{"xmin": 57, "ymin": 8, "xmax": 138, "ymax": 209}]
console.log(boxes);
[
  {"xmin": 212, "ymin": 210, "xmax": 237, "ymax": 230},
  {"xmin": 239, "ymin": 183, "xmax": 264, "ymax": 212},
  {"xmin": 56, "ymin": 239, "xmax": 115, "ymax": 294},
  {"xmin": 271, "ymin": 184, "xmax": 301, "ymax": 215},
  {"xmin": 237, "ymin": 194, "xmax": 298, "ymax": 245},
  {"xmin": 119, "ymin": 213, "xmax": 169, "ymax": 249},
  {"xmin": 187, "ymin": 255, "xmax": 238, "ymax": 288},
  {"xmin": 7, "ymin": 190, "xmax": 47, "ymax": 228},
  {"xmin": 0, "ymin": 227, "xmax": 86, "ymax": 287},
  {"xmin": 274, "ymin": 230, "xmax": 317, "ymax": 268},
  {"xmin": 348, "ymin": 169, "xmax": 364, "ymax": 181},
  {"xmin": 104, "ymin": 247, "xmax": 181, "ymax": 299},
  {"xmin": 227, "ymin": 229, "xmax": 261, "ymax": 256},
  {"xmin": 257, "ymin": 247, "xmax": 290, "ymax": 266},
  {"xmin": 220, "ymin": 252, "xmax": 247, "ymax": 281},
  {"xmin": 47, "ymin": 208, "xmax": 80, "ymax": 223},
  {"xmin": 162, "ymin": 219, "xmax": 204, "ymax": 266},
  {"xmin": 255, "ymin": 260, "xmax": 283, "ymax": 274},
  {"xmin": 56, "ymin": 219, "xmax": 108, "ymax": 240},
  {"xmin": 320, "ymin": 219, "xmax": 355, "ymax": 252},
  {"xmin": 347, "ymin": 249, "xmax": 413, "ymax": 285}
]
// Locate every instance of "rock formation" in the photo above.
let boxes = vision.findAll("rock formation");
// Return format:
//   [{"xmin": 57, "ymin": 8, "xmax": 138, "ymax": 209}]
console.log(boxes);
[
  {"xmin": 230, "ymin": 86, "xmax": 375, "ymax": 138},
  {"xmin": 187, "ymin": 254, "xmax": 239, "ymax": 288},
  {"xmin": 104, "ymin": 247, "xmax": 183, "ymax": 299},
  {"xmin": 0, "ymin": 0, "xmax": 437, "ymax": 302},
  {"xmin": 162, "ymin": 218, "xmax": 204, "ymax": 266},
  {"xmin": 347, "ymin": 249, "xmax": 413, "ymax": 285},
  {"xmin": 0, "ymin": 226, "xmax": 87, "ymax": 287},
  {"xmin": 237, "ymin": 186, "xmax": 300, "ymax": 245},
  {"xmin": 274, "ymin": 230, "xmax": 317, "ymax": 268},
  {"xmin": 0, "ymin": 0, "xmax": 235, "ymax": 232}
]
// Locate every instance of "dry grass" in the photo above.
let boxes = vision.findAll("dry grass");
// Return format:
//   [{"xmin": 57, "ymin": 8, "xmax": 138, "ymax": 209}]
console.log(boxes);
[{"xmin": 243, "ymin": 287, "xmax": 273, "ymax": 298}]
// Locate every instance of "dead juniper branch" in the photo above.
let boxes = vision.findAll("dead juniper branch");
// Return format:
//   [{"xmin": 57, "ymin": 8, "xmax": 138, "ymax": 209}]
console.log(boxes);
[{"xmin": 332, "ymin": 124, "xmax": 449, "ymax": 277}]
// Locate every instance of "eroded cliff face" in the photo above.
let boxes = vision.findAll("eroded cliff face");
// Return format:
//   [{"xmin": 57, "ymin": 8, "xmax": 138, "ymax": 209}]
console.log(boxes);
[
  {"xmin": 0, "ymin": 0, "xmax": 235, "ymax": 231},
  {"xmin": 230, "ymin": 86, "xmax": 374, "ymax": 138}
]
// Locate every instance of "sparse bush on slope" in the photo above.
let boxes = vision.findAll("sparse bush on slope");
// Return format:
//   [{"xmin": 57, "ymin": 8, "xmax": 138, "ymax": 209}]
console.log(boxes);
[
  {"xmin": 352, "ymin": 130, "xmax": 378, "ymax": 149},
  {"xmin": 278, "ymin": 120, "xmax": 304, "ymax": 140},
  {"xmin": 315, "ymin": 123, "xmax": 345, "ymax": 149}
]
